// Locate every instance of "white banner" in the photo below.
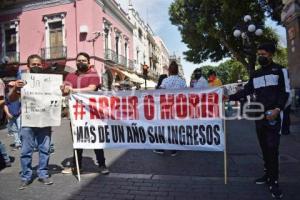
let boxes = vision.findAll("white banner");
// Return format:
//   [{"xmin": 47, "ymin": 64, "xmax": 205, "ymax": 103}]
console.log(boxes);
[
  {"xmin": 69, "ymin": 87, "xmax": 224, "ymax": 151},
  {"xmin": 21, "ymin": 73, "xmax": 62, "ymax": 127}
]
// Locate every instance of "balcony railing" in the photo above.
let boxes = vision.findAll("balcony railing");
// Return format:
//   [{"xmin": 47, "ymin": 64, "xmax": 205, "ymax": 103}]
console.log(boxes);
[
  {"xmin": 3, "ymin": 51, "xmax": 20, "ymax": 63},
  {"xmin": 128, "ymin": 60, "xmax": 134, "ymax": 70},
  {"xmin": 118, "ymin": 54, "xmax": 127, "ymax": 66},
  {"xmin": 105, "ymin": 49, "xmax": 118, "ymax": 63},
  {"xmin": 41, "ymin": 46, "xmax": 67, "ymax": 60},
  {"xmin": 105, "ymin": 49, "xmax": 134, "ymax": 70}
]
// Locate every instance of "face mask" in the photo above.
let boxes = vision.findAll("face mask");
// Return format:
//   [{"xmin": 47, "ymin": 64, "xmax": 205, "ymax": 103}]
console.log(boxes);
[
  {"xmin": 77, "ymin": 63, "xmax": 89, "ymax": 72},
  {"xmin": 30, "ymin": 67, "xmax": 43, "ymax": 73},
  {"xmin": 258, "ymin": 56, "xmax": 270, "ymax": 66}
]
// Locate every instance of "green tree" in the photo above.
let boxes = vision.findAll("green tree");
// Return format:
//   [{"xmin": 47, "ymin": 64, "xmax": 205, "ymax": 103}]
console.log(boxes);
[
  {"xmin": 259, "ymin": 0, "xmax": 284, "ymax": 24},
  {"xmin": 192, "ymin": 59, "xmax": 249, "ymax": 85},
  {"xmin": 273, "ymin": 47, "xmax": 288, "ymax": 67},
  {"xmin": 169, "ymin": 0, "xmax": 279, "ymax": 76}
]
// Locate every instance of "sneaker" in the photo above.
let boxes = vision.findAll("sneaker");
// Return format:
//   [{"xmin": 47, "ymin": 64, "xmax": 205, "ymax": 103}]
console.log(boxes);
[
  {"xmin": 255, "ymin": 174, "xmax": 269, "ymax": 185},
  {"xmin": 19, "ymin": 180, "xmax": 32, "ymax": 190},
  {"xmin": 38, "ymin": 177, "xmax": 53, "ymax": 185},
  {"xmin": 61, "ymin": 167, "xmax": 83, "ymax": 174},
  {"xmin": 99, "ymin": 165, "xmax": 110, "ymax": 175},
  {"xmin": 170, "ymin": 150, "xmax": 178, "ymax": 157},
  {"xmin": 153, "ymin": 149, "xmax": 165, "ymax": 155},
  {"xmin": 269, "ymin": 181, "xmax": 283, "ymax": 199}
]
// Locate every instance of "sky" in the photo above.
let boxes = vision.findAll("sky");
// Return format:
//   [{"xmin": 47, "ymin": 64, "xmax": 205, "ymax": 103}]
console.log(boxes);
[{"xmin": 117, "ymin": 0, "xmax": 287, "ymax": 84}]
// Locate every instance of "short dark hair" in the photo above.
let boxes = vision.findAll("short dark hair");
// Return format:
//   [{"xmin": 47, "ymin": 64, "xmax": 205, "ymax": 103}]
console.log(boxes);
[
  {"xmin": 258, "ymin": 42, "xmax": 276, "ymax": 54},
  {"xmin": 169, "ymin": 61, "xmax": 179, "ymax": 75},
  {"xmin": 76, "ymin": 52, "xmax": 90, "ymax": 63},
  {"xmin": 156, "ymin": 74, "xmax": 168, "ymax": 89},
  {"xmin": 208, "ymin": 70, "xmax": 216, "ymax": 77},
  {"xmin": 193, "ymin": 68, "xmax": 202, "ymax": 79},
  {"xmin": 27, "ymin": 54, "xmax": 42, "ymax": 65}
]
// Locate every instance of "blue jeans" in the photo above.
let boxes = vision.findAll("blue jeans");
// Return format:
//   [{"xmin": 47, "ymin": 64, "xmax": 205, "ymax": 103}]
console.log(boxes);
[
  {"xmin": 7, "ymin": 116, "xmax": 21, "ymax": 146},
  {"xmin": 0, "ymin": 140, "xmax": 10, "ymax": 163},
  {"xmin": 20, "ymin": 127, "xmax": 51, "ymax": 181}
]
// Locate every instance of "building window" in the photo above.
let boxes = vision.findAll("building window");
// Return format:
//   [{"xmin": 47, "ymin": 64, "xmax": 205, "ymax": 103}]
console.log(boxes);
[
  {"xmin": 138, "ymin": 28, "xmax": 142, "ymax": 40},
  {"xmin": 124, "ymin": 41, "xmax": 128, "ymax": 60},
  {"xmin": 136, "ymin": 50, "xmax": 139, "ymax": 65},
  {"xmin": 43, "ymin": 13, "xmax": 66, "ymax": 59},
  {"xmin": 49, "ymin": 21, "xmax": 63, "ymax": 57},
  {"xmin": 103, "ymin": 19, "xmax": 112, "ymax": 50},
  {"xmin": 104, "ymin": 27, "xmax": 109, "ymax": 50},
  {"xmin": 1, "ymin": 21, "xmax": 19, "ymax": 63},
  {"xmin": 115, "ymin": 32, "xmax": 121, "ymax": 57}
]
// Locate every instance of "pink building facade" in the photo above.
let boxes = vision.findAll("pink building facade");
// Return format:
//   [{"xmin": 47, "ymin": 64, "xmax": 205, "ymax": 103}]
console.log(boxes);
[{"xmin": 0, "ymin": 0, "xmax": 134, "ymax": 78}]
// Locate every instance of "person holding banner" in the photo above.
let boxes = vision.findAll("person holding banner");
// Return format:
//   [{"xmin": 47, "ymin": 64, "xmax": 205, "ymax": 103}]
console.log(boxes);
[
  {"xmin": 228, "ymin": 43, "xmax": 288, "ymax": 199},
  {"xmin": 8, "ymin": 55, "xmax": 54, "ymax": 190},
  {"xmin": 61, "ymin": 52, "xmax": 109, "ymax": 175},
  {"xmin": 191, "ymin": 68, "xmax": 209, "ymax": 89},
  {"xmin": 153, "ymin": 61, "xmax": 187, "ymax": 156},
  {"xmin": 208, "ymin": 70, "xmax": 222, "ymax": 87},
  {"xmin": 0, "ymin": 78, "xmax": 12, "ymax": 168}
]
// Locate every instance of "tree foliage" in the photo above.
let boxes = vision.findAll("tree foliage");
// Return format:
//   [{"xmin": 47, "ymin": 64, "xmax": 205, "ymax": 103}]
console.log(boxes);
[
  {"xmin": 195, "ymin": 59, "xmax": 249, "ymax": 85},
  {"xmin": 273, "ymin": 47, "xmax": 288, "ymax": 67},
  {"xmin": 259, "ymin": 0, "xmax": 284, "ymax": 24},
  {"xmin": 169, "ymin": 0, "xmax": 280, "ymax": 75},
  {"xmin": 192, "ymin": 46, "xmax": 288, "ymax": 85}
]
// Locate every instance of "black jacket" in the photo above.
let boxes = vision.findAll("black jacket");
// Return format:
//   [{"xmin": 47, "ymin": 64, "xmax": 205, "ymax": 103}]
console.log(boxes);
[{"xmin": 229, "ymin": 62, "xmax": 289, "ymax": 112}]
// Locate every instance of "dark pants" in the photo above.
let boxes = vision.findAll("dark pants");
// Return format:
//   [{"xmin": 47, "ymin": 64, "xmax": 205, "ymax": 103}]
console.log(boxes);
[
  {"xmin": 282, "ymin": 105, "xmax": 291, "ymax": 135},
  {"xmin": 73, "ymin": 149, "xmax": 105, "ymax": 169},
  {"xmin": 255, "ymin": 119, "xmax": 281, "ymax": 182}
]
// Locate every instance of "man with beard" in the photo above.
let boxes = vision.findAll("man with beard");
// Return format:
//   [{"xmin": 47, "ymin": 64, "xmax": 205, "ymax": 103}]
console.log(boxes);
[
  {"xmin": 61, "ymin": 52, "xmax": 109, "ymax": 175},
  {"xmin": 9, "ymin": 54, "xmax": 54, "ymax": 189},
  {"xmin": 228, "ymin": 43, "xmax": 289, "ymax": 199}
]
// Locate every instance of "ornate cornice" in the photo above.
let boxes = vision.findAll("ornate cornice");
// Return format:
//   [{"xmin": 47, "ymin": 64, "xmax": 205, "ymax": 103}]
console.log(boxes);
[
  {"xmin": 100, "ymin": 0, "xmax": 133, "ymax": 33},
  {"xmin": 0, "ymin": 0, "xmax": 73, "ymax": 16}
]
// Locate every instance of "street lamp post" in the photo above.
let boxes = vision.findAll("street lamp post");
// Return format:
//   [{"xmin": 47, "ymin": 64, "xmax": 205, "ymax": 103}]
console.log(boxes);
[
  {"xmin": 233, "ymin": 15, "xmax": 263, "ymax": 76},
  {"xmin": 143, "ymin": 64, "xmax": 149, "ymax": 90}
]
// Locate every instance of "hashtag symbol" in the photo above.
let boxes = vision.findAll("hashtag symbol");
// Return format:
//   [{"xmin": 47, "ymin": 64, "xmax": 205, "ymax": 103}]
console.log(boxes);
[{"xmin": 73, "ymin": 100, "xmax": 86, "ymax": 120}]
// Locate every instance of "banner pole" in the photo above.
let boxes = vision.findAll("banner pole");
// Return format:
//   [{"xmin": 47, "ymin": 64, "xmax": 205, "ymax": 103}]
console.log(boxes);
[
  {"xmin": 74, "ymin": 149, "xmax": 81, "ymax": 182},
  {"xmin": 223, "ymin": 103, "xmax": 228, "ymax": 185},
  {"xmin": 68, "ymin": 94, "xmax": 81, "ymax": 182}
]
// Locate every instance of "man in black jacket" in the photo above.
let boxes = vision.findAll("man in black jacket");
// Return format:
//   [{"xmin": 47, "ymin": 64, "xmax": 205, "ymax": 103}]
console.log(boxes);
[{"xmin": 229, "ymin": 43, "xmax": 289, "ymax": 199}]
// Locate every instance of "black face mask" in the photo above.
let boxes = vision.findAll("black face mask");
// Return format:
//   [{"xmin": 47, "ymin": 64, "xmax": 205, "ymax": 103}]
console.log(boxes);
[
  {"xmin": 30, "ymin": 67, "xmax": 44, "ymax": 73},
  {"xmin": 77, "ymin": 63, "xmax": 89, "ymax": 72},
  {"xmin": 258, "ymin": 56, "xmax": 270, "ymax": 66}
]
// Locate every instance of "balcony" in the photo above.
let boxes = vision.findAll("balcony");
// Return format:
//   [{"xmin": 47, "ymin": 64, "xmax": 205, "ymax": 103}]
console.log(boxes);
[
  {"xmin": 3, "ymin": 51, "xmax": 20, "ymax": 63},
  {"xmin": 105, "ymin": 49, "xmax": 134, "ymax": 70},
  {"xmin": 118, "ymin": 54, "xmax": 127, "ymax": 66},
  {"xmin": 128, "ymin": 60, "xmax": 134, "ymax": 70},
  {"xmin": 105, "ymin": 49, "xmax": 118, "ymax": 63},
  {"xmin": 41, "ymin": 46, "xmax": 67, "ymax": 60}
]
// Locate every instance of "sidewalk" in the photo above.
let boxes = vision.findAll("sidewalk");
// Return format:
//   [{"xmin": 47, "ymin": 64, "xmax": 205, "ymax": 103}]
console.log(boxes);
[{"xmin": 0, "ymin": 119, "xmax": 299, "ymax": 200}]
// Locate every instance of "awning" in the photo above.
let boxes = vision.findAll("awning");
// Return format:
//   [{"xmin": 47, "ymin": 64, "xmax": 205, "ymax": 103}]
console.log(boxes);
[{"xmin": 119, "ymin": 70, "xmax": 145, "ymax": 84}]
